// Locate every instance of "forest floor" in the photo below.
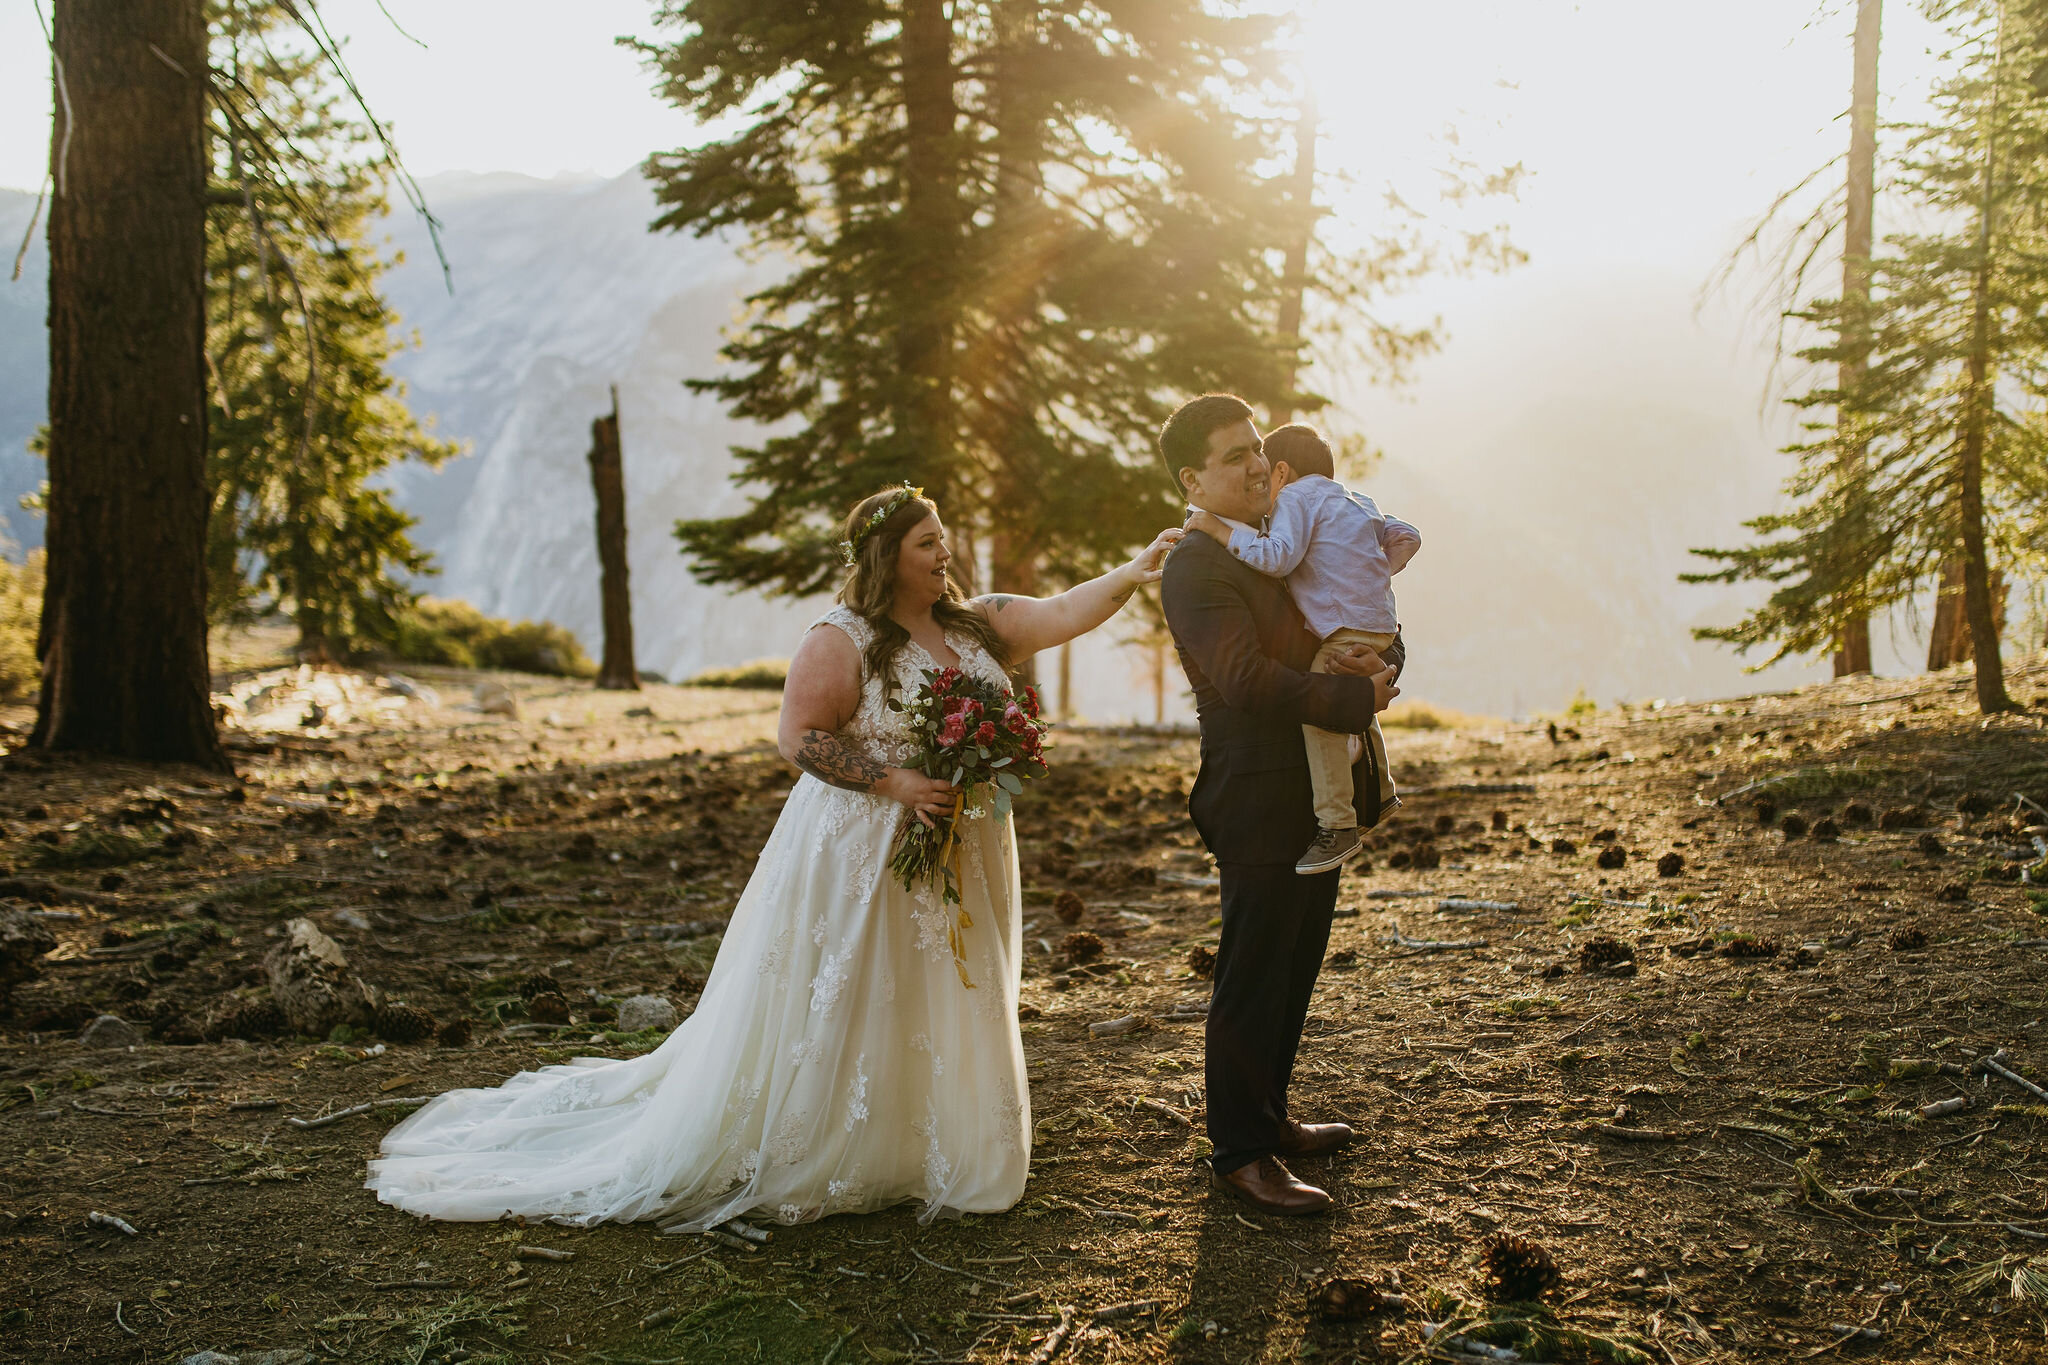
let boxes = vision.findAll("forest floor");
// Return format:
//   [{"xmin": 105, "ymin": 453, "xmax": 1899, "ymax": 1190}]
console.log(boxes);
[{"xmin": 5, "ymin": 644, "xmax": 2048, "ymax": 1365}]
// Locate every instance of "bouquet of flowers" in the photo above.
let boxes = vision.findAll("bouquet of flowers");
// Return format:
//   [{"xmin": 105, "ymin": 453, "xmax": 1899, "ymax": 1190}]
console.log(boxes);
[{"xmin": 887, "ymin": 666, "xmax": 1051, "ymax": 912}]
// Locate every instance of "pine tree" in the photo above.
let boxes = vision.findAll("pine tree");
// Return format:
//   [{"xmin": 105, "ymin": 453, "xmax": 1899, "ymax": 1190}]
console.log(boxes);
[
  {"xmin": 644, "ymin": 1, "xmax": 1301, "ymax": 606},
  {"xmin": 204, "ymin": 0, "xmax": 457, "ymax": 661},
  {"xmin": 1688, "ymin": 0, "xmax": 2048, "ymax": 713}
]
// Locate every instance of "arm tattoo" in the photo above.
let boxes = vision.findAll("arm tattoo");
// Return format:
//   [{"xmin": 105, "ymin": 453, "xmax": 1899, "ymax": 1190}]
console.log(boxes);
[
  {"xmin": 983, "ymin": 594, "xmax": 1021, "ymax": 614},
  {"xmin": 791, "ymin": 728, "xmax": 887, "ymax": 793},
  {"xmin": 1111, "ymin": 586, "xmax": 1134, "ymax": 607}
]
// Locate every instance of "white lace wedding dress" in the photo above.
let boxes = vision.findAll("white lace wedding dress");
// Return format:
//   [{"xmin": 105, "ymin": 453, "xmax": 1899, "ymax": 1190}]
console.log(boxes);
[{"xmin": 365, "ymin": 607, "xmax": 1030, "ymax": 1229}]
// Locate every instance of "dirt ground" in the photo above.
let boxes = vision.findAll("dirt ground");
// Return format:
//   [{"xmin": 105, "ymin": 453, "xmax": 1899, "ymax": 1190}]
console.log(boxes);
[{"xmin": 5, "ymin": 647, "xmax": 2048, "ymax": 1365}]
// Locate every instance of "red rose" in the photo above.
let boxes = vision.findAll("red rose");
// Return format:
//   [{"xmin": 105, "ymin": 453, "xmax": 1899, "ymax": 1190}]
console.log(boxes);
[
  {"xmin": 975, "ymin": 721, "xmax": 996, "ymax": 745},
  {"xmin": 939, "ymin": 716, "xmax": 968, "ymax": 747},
  {"xmin": 1003, "ymin": 704, "xmax": 1031, "ymax": 735},
  {"xmin": 1020, "ymin": 686, "xmax": 1041, "ymax": 718}
]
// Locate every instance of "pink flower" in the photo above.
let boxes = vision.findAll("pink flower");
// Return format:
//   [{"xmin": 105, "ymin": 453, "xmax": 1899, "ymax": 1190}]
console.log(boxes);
[
  {"xmin": 1003, "ymin": 703, "xmax": 1030, "ymax": 735},
  {"xmin": 939, "ymin": 716, "xmax": 968, "ymax": 747}
]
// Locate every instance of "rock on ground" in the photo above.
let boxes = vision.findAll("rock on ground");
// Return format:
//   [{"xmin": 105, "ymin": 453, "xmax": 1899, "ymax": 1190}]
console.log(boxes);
[
  {"xmin": 78, "ymin": 1014, "xmax": 143, "ymax": 1048},
  {"xmin": 616, "ymin": 994, "xmax": 677, "ymax": 1033}
]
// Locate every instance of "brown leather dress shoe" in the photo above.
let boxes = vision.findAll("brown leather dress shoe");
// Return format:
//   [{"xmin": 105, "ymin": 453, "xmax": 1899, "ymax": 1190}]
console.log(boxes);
[
  {"xmin": 1273, "ymin": 1120, "xmax": 1355, "ymax": 1159},
  {"xmin": 1213, "ymin": 1156, "xmax": 1333, "ymax": 1215}
]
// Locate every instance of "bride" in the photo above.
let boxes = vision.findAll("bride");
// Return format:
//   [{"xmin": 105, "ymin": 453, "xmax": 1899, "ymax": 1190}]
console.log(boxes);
[{"xmin": 366, "ymin": 485, "xmax": 1181, "ymax": 1229}]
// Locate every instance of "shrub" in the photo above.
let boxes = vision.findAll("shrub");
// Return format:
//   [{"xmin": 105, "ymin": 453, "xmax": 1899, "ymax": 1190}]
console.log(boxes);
[
  {"xmin": 0, "ymin": 551, "xmax": 43, "ymax": 704},
  {"xmin": 684, "ymin": 658, "xmax": 790, "ymax": 690},
  {"xmin": 381, "ymin": 597, "xmax": 593, "ymax": 678},
  {"xmin": 1381, "ymin": 699, "xmax": 1495, "ymax": 730}
]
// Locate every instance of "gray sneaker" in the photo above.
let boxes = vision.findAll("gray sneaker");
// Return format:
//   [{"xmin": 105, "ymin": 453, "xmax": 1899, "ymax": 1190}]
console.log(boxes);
[{"xmin": 1296, "ymin": 826, "xmax": 1362, "ymax": 875}]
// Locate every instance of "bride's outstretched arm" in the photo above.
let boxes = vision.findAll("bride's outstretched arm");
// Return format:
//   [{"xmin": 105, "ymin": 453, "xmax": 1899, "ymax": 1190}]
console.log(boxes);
[
  {"xmin": 777, "ymin": 622, "xmax": 955, "ymax": 821},
  {"xmin": 972, "ymin": 527, "xmax": 1183, "ymax": 660}
]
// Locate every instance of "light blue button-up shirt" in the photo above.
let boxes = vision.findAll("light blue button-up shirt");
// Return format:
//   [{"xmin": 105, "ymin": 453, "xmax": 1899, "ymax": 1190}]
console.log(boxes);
[{"xmin": 1224, "ymin": 474, "xmax": 1420, "ymax": 639}]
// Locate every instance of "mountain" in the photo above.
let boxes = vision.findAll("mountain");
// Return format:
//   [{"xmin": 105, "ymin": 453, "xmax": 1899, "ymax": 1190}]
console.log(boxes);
[{"xmin": 0, "ymin": 173, "xmax": 1910, "ymax": 719}]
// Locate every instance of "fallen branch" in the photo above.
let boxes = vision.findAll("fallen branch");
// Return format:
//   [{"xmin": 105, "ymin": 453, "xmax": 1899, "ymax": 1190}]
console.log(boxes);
[
  {"xmin": 1091, "ymin": 1299, "xmax": 1163, "ymax": 1322},
  {"xmin": 285, "ymin": 1096, "xmax": 431, "ymax": 1129},
  {"xmin": 718, "ymin": 1219, "xmax": 770, "ymax": 1244},
  {"xmin": 1088, "ymin": 1016, "xmax": 1141, "ymax": 1038},
  {"xmin": 1384, "ymin": 932, "xmax": 1487, "ymax": 952},
  {"xmin": 1133, "ymin": 1096, "xmax": 1192, "ymax": 1126},
  {"xmin": 1024, "ymin": 1306, "xmax": 1077, "ymax": 1365},
  {"xmin": 88, "ymin": 1210, "xmax": 139, "ymax": 1236},
  {"xmin": 371, "ymin": 1279, "xmax": 456, "ymax": 1291},
  {"xmin": 1585, "ymin": 1123, "xmax": 1694, "ymax": 1142},
  {"xmin": 1973, "ymin": 1049, "xmax": 2048, "ymax": 1105},
  {"xmin": 1919, "ymin": 1096, "xmax": 1970, "ymax": 1120},
  {"xmin": 1365, "ymin": 888, "xmax": 1438, "ymax": 900},
  {"xmin": 227, "ymin": 1099, "xmax": 280, "ymax": 1112},
  {"xmin": 1439, "ymin": 899, "xmax": 1520, "ymax": 913},
  {"xmin": 515, "ymin": 1245, "xmax": 573, "ymax": 1262}
]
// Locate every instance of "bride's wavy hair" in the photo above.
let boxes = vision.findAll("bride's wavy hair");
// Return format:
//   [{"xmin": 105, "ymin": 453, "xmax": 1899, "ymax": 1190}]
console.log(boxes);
[{"xmin": 836, "ymin": 488, "xmax": 1008, "ymax": 685}]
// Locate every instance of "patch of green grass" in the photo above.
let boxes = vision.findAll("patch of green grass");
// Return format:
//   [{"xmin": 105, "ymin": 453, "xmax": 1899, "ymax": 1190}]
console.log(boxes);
[
  {"xmin": 684, "ymin": 658, "xmax": 790, "ymax": 690},
  {"xmin": 665, "ymin": 934, "xmax": 723, "ymax": 978},
  {"xmin": 1491, "ymin": 996, "xmax": 1560, "ymax": 1017}
]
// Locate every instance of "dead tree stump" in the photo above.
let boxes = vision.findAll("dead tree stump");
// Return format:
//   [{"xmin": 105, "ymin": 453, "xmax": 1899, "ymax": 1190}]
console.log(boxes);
[
  {"xmin": 587, "ymin": 386, "xmax": 638, "ymax": 691},
  {"xmin": 265, "ymin": 918, "xmax": 374, "ymax": 1037},
  {"xmin": 0, "ymin": 910, "xmax": 58, "ymax": 1014}
]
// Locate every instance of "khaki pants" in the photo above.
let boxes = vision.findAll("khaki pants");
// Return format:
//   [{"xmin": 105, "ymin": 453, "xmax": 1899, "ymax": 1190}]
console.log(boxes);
[{"xmin": 1305, "ymin": 627, "xmax": 1398, "ymax": 831}]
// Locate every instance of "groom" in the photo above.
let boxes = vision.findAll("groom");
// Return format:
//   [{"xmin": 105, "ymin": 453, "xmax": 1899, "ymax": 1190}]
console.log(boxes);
[{"xmin": 1159, "ymin": 393, "xmax": 1401, "ymax": 1216}]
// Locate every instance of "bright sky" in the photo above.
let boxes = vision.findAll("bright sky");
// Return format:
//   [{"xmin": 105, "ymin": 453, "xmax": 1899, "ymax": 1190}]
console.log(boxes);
[{"xmin": 3, "ymin": 2, "xmax": 1946, "ymax": 234}]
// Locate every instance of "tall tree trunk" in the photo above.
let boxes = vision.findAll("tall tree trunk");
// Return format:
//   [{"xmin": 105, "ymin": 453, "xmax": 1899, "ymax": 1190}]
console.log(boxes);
[
  {"xmin": 1273, "ymin": 92, "xmax": 1318, "ymax": 427},
  {"xmin": 1927, "ymin": 557, "xmax": 2002, "ymax": 668},
  {"xmin": 1833, "ymin": 0, "xmax": 1881, "ymax": 677},
  {"xmin": 36, "ymin": 0, "xmax": 227, "ymax": 768},
  {"xmin": 897, "ymin": 0, "xmax": 959, "ymax": 495},
  {"xmin": 982, "ymin": 0, "xmax": 1046, "ymax": 687},
  {"xmin": 1955, "ymin": 22, "xmax": 2014, "ymax": 713},
  {"xmin": 587, "ymin": 386, "xmax": 638, "ymax": 691}
]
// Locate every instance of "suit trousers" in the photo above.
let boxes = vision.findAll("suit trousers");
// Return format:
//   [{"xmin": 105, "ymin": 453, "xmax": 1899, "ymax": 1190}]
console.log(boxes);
[
  {"xmin": 1205, "ymin": 861, "xmax": 1340, "ymax": 1175},
  {"xmin": 1304, "ymin": 627, "xmax": 1399, "ymax": 829}
]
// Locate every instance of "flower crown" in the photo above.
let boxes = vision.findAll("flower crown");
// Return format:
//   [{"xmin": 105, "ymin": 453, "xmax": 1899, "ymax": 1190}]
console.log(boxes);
[{"xmin": 839, "ymin": 483, "xmax": 923, "ymax": 566}]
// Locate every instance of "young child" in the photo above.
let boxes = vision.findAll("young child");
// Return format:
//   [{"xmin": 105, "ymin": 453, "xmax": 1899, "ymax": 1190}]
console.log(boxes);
[{"xmin": 1186, "ymin": 423, "xmax": 1419, "ymax": 875}]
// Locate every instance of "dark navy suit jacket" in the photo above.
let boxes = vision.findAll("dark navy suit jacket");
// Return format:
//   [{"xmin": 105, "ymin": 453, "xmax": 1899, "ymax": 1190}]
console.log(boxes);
[{"xmin": 1161, "ymin": 532, "xmax": 1402, "ymax": 867}]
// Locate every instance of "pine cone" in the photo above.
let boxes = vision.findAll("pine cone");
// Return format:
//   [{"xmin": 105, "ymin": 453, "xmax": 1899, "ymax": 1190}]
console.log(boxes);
[
  {"xmin": 517, "ymin": 972, "xmax": 562, "ymax": 1000},
  {"xmin": 525, "ymin": 991, "xmax": 571, "ymax": 1024},
  {"xmin": 1187, "ymin": 945, "xmax": 1216, "ymax": 979},
  {"xmin": 1434, "ymin": 814, "xmax": 1456, "ymax": 835},
  {"xmin": 1780, "ymin": 813, "xmax": 1809, "ymax": 838},
  {"xmin": 1842, "ymin": 802, "xmax": 1874, "ymax": 826},
  {"xmin": 149, "ymin": 1012, "xmax": 203, "ymax": 1046},
  {"xmin": 1061, "ymin": 931, "xmax": 1104, "ymax": 966},
  {"xmin": 1596, "ymin": 844, "xmax": 1627, "ymax": 870},
  {"xmin": 213, "ymin": 998, "xmax": 287, "ymax": 1040},
  {"xmin": 1410, "ymin": 843, "xmax": 1442, "ymax": 870},
  {"xmin": 1915, "ymin": 833, "xmax": 1945, "ymax": 858},
  {"xmin": 436, "ymin": 1017, "xmax": 475, "ymax": 1048},
  {"xmin": 1578, "ymin": 937, "xmax": 1634, "ymax": 972},
  {"xmin": 1307, "ymin": 1275, "xmax": 1405, "ymax": 1322},
  {"xmin": 1753, "ymin": 799, "xmax": 1777, "ymax": 825},
  {"xmin": 1478, "ymin": 1232, "xmax": 1562, "ymax": 1302},
  {"xmin": 1812, "ymin": 818, "xmax": 1841, "ymax": 842},
  {"xmin": 1717, "ymin": 936, "xmax": 1780, "ymax": 959},
  {"xmin": 1550, "ymin": 838, "xmax": 1577, "ymax": 855},
  {"xmin": 1657, "ymin": 851, "xmax": 1685, "ymax": 877},
  {"xmin": 1888, "ymin": 925, "xmax": 1928, "ymax": 952},
  {"xmin": 1491, "ymin": 809, "xmax": 1509, "ymax": 831},
  {"xmin": 372, "ymin": 1001, "xmax": 437, "ymax": 1044},
  {"xmin": 1053, "ymin": 890, "xmax": 1086, "ymax": 925}
]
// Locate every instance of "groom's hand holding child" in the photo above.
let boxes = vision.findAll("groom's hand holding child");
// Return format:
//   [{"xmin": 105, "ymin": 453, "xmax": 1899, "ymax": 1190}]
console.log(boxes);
[{"xmin": 1183, "ymin": 425, "xmax": 1418, "ymax": 875}]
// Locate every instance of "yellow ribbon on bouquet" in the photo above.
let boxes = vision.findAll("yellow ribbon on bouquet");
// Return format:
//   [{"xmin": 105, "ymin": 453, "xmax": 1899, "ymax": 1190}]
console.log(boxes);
[{"xmin": 934, "ymin": 789, "xmax": 975, "ymax": 990}]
